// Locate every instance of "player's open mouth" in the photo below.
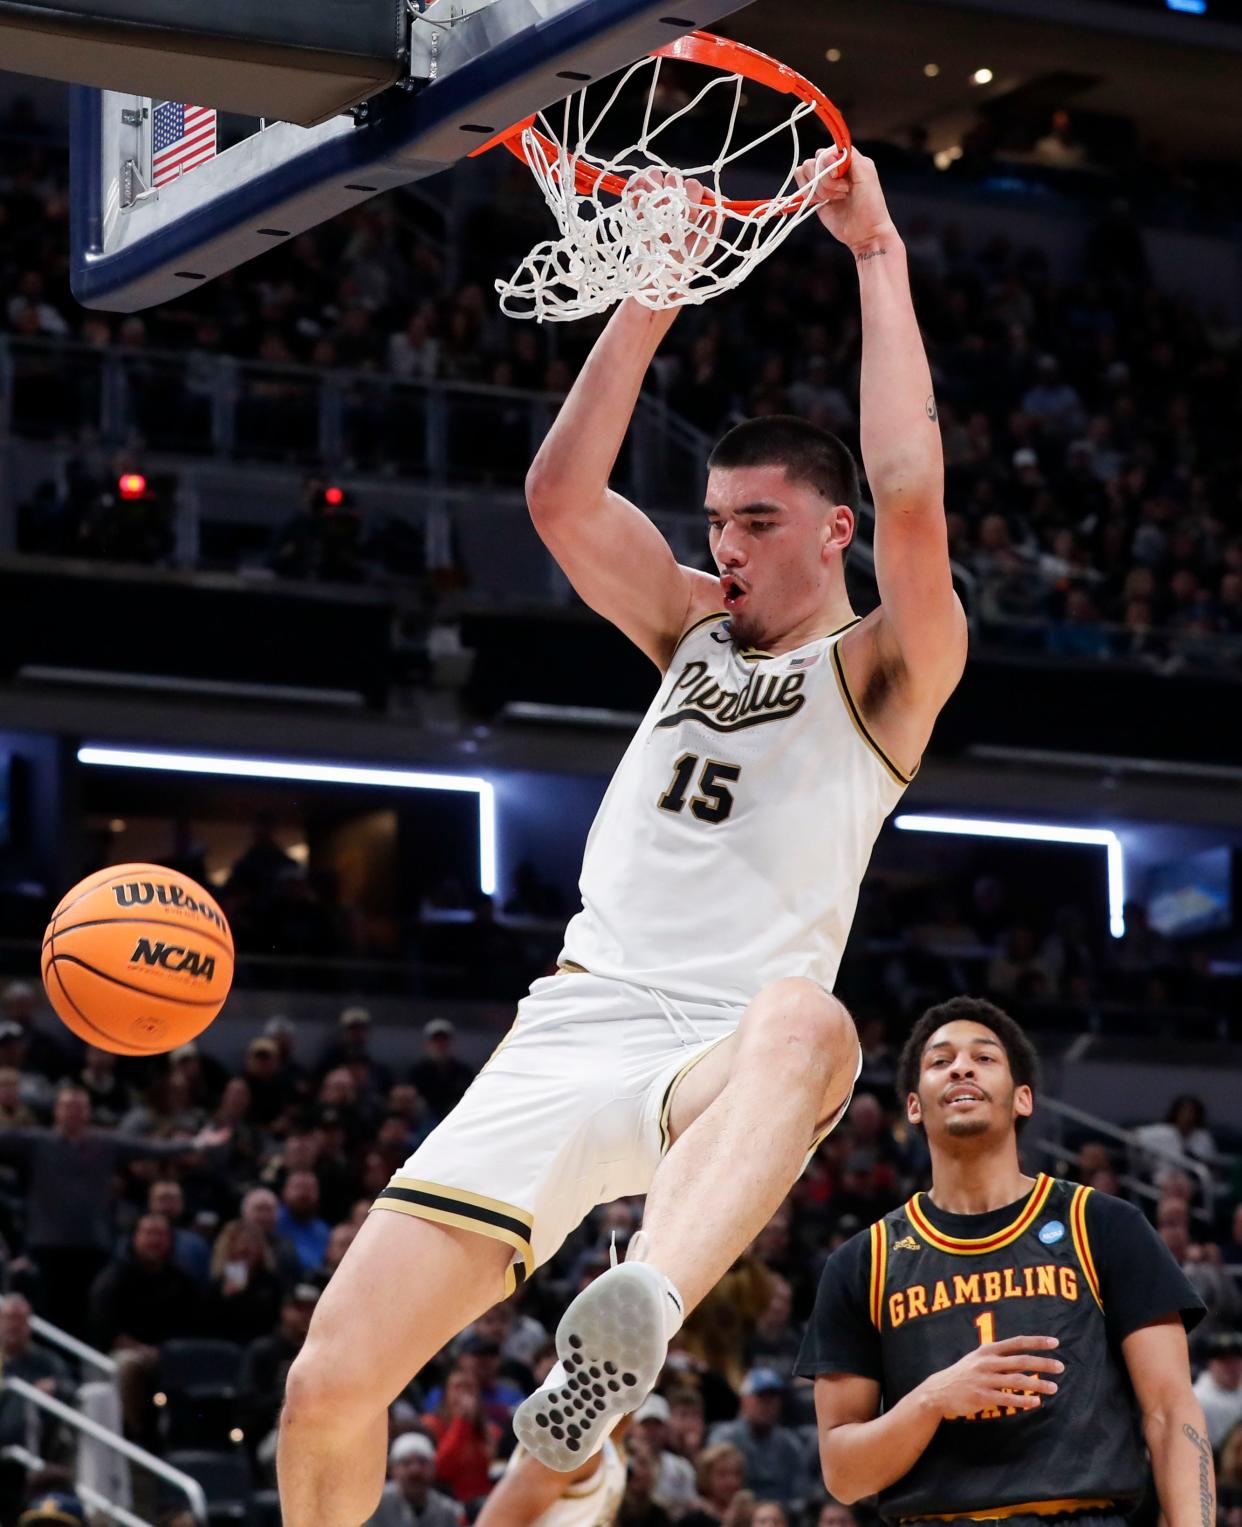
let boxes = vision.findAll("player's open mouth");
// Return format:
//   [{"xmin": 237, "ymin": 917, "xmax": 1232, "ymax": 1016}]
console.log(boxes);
[
  {"xmin": 944, "ymin": 1088, "xmax": 985, "ymax": 1108},
  {"xmin": 721, "ymin": 576, "xmax": 748, "ymax": 609}
]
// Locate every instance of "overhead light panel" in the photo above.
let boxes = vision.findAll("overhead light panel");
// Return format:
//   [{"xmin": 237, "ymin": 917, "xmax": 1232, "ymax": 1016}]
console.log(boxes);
[
  {"xmin": 77, "ymin": 745, "xmax": 497, "ymax": 895},
  {"xmin": 894, "ymin": 813, "xmax": 1126, "ymax": 939}
]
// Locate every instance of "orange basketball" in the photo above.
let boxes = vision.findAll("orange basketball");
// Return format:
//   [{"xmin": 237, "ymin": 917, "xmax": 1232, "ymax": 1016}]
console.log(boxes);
[{"xmin": 41, "ymin": 863, "xmax": 234, "ymax": 1056}]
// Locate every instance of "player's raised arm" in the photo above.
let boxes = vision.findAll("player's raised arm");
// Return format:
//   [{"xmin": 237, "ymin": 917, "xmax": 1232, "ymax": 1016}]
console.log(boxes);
[
  {"xmin": 525, "ymin": 181, "xmax": 720, "ymax": 670},
  {"xmin": 798, "ymin": 152, "xmax": 967, "ymax": 716},
  {"xmin": 525, "ymin": 298, "xmax": 709, "ymax": 669}
]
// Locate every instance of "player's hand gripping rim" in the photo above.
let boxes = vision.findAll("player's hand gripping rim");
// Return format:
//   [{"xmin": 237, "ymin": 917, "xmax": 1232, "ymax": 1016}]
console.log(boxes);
[
  {"xmin": 920, "ymin": 1334, "xmax": 1064, "ymax": 1421},
  {"xmin": 794, "ymin": 148, "xmax": 898, "ymax": 256},
  {"xmin": 624, "ymin": 168, "xmax": 723, "ymax": 268}
]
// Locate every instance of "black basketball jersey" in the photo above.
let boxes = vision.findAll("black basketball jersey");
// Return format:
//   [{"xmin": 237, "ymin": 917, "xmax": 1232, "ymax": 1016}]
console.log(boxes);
[
  {"xmin": 863, "ymin": 1176, "xmax": 1152, "ymax": 1522},
  {"xmin": 820, "ymin": 1174, "xmax": 1164, "ymax": 1526}
]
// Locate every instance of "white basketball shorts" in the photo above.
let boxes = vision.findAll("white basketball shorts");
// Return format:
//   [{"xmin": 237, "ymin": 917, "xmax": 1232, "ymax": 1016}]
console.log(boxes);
[{"xmin": 373, "ymin": 967, "xmax": 858, "ymax": 1295}]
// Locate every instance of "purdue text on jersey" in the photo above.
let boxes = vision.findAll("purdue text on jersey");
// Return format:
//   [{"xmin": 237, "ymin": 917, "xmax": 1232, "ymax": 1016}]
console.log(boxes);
[{"xmin": 560, "ymin": 615, "xmax": 915, "ymax": 1004}]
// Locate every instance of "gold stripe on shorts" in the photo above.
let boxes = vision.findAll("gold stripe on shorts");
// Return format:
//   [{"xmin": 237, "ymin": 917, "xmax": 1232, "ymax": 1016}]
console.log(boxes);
[
  {"xmin": 658, "ymin": 1035, "xmax": 731, "ymax": 1154},
  {"xmin": 372, "ymin": 1177, "xmax": 534, "ymax": 1297}
]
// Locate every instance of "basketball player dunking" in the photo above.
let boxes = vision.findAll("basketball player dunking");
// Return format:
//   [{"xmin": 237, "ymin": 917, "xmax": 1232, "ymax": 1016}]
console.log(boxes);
[
  {"xmin": 799, "ymin": 997, "xmax": 1212, "ymax": 1527},
  {"xmin": 278, "ymin": 152, "xmax": 966, "ymax": 1525}
]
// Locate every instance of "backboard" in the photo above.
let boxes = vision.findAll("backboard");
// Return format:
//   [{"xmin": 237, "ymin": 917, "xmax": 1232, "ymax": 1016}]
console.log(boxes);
[{"xmin": 69, "ymin": 0, "xmax": 751, "ymax": 312}]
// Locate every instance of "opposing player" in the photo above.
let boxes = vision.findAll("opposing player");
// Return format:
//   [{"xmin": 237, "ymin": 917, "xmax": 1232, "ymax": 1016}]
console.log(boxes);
[
  {"xmin": 278, "ymin": 150, "xmax": 966, "ymax": 1525},
  {"xmin": 799, "ymin": 997, "xmax": 1212, "ymax": 1527}
]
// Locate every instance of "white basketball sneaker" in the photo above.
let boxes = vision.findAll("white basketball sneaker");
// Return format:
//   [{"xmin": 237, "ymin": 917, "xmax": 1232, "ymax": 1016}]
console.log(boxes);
[{"xmin": 513, "ymin": 1259, "xmax": 681, "ymax": 1470}]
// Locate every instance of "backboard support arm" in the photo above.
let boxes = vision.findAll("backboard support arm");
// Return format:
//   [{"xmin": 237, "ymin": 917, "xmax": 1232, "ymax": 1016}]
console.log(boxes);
[{"xmin": 70, "ymin": 0, "xmax": 750, "ymax": 312}]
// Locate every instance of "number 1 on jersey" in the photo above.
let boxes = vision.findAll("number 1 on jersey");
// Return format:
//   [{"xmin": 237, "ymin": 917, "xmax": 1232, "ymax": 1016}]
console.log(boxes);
[
  {"xmin": 975, "ymin": 1311, "xmax": 995, "ymax": 1346},
  {"xmin": 658, "ymin": 753, "xmax": 742, "ymax": 824}
]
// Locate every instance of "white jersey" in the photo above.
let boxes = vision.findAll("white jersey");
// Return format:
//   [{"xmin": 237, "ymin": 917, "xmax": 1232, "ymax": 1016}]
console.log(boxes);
[
  {"xmin": 560, "ymin": 613, "xmax": 913, "ymax": 1003},
  {"xmin": 506, "ymin": 1437, "xmax": 626, "ymax": 1527}
]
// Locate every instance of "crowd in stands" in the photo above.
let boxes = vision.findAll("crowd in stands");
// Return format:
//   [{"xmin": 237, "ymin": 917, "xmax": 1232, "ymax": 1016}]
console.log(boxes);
[
  {"xmin": 29, "ymin": 796, "xmax": 1232, "ymax": 1042},
  {"xmin": 0, "ymin": 959, "xmax": 1240, "ymax": 1527},
  {"xmin": 71, "ymin": 815, "xmax": 568, "ymax": 1002},
  {"xmin": 2, "ymin": 97, "xmax": 1242, "ymax": 674},
  {"xmin": 843, "ymin": 871, "xmax": 1241, "ymax": 1041},
  {"xmin": 51, "ymin": 809, "xmax": 1242, "ymax": 1032}
]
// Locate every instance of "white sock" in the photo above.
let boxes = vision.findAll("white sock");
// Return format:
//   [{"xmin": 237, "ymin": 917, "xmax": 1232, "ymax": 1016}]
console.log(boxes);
[
  {"xmin": 625, "ymin": 1232, "xmax": 684, "ymax": 1342},
  {"xmin": 660, "ymin": 1274, "xmax": 685, "ymax": 1342}
]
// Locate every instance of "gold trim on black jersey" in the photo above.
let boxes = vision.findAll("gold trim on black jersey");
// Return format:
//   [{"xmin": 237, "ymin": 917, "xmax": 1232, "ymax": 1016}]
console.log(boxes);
[
  {"xmin": 373, "ymin": 1177, "xmax": 534, "ymax": 1297},
  {"xmin": 830, "ymin": 642, "xmax": 917, "ymax": 787},
  {"xmin": 869, "ymin": 1219, "xmax": 888, "ymax": 1328},
  {"xmin": 902, "ymin": 1497, "xmax": 1118, "ymax": 1523},
  {"xmin": 906, "ymin": 1175, "xmax": 1054, "ymax": 1255},
  {"xmin": 1069, "ymin": 1184, "xmax": 1103, "ymax": 1309}
]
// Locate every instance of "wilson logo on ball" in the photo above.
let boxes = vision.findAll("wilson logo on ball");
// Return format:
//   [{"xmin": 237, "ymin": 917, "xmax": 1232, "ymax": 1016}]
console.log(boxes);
[
  {"xmin": 44, "ymin": 864, "xmax": 235, "ymax": 1057},
  {"xmin": 129, "ymin": 938, "xmax": 218, "ymax": 981},
  {"xmin": 112, "ymin": 881, "xmax": 228, "ymax": 934}
]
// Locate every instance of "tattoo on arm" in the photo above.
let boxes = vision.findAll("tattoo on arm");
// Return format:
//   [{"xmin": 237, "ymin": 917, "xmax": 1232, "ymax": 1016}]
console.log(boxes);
[
  {"xmin": 926, "ymin": 395, "xmax": 938, "ymax": 423},
  {"xmin": 856, "ymin": 248, "xmax": 887, "ymax": 264},
  {"xmin": 1183, "ymin": 1422, "xmax": 1214, "ymax": 1527}
]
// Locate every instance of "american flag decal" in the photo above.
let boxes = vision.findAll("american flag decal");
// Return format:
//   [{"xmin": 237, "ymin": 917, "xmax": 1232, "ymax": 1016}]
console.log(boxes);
[
  {"xmin": 152, "ymin": 101, "xmax": 217, "ymax": 188},
  {"xmin": 788, "ymin": 651, "xmax": 821, "ymax": 670}
]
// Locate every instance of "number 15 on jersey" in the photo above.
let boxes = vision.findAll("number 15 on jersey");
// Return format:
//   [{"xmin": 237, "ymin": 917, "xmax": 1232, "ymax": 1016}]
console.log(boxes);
[{"xmin": 657, "ymin": 753, "xmax": 742, "ymax": 824}]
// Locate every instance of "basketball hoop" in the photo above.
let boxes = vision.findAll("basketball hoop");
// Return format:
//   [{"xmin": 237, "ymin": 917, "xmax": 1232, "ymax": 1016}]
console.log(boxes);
[{"xmin": 472, "ymin": 31, "xmax": 851, "ymax": 322}]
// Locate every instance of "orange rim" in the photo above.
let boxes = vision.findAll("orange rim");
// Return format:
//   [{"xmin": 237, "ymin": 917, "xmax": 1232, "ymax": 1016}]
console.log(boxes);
[{"xmin": 468, "ymin": 30, "xmax": 851, "ymax": 217}]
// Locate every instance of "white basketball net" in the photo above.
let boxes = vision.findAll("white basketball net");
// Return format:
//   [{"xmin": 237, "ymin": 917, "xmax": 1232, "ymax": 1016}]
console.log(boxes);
[{"xmin": 494, "ymin": 54, "xmax": 848, "ymax": 323}]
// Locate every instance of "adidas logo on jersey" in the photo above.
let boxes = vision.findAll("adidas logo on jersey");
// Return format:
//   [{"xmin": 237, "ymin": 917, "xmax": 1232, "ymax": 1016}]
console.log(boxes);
[{"xmin": 892, "ymin": 1236, "xmax": 920, "ymax": 1252}]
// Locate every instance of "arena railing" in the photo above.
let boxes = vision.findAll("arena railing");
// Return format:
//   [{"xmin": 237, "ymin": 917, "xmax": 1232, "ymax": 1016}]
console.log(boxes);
[
  {"xmin": 0, "ymin": 333, "xmax": 709, "ymax": 512},
  {"xmin": 1, "ymin": 1376, "xmax": 209, "ymax": 1526},
  {"xmin": 23, "ymin": 1315, "xmax": 132, "ymax": 1514},
  {"xmin": 0, "ymin": 336, "xmax": 952, "ymax": 632},
  {"xmin": 29, "ymin": 1314, "xmax": 119, "ymax": 1379},
  {"xmin": 1032, "ymin": 1134, "xmax": 1210, "ymax": 1224},
  {"xmin": 1, "ymin": 1445, "xmax": 150, "ymax": 1527},
  {"xmin": 973, "ymin": 605, "xmax": 1242, "ymax": 674},
  {"xmin": 1036, "ymin": 1095, "xmax": 1222, "ymax": 1218}
]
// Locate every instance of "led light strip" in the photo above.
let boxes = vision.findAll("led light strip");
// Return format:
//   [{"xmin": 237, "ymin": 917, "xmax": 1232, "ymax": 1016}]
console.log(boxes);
[
  {"xmin": 77, "ymin": 746, "xmax": 497, "ymax": 895},
  {"xmin": 894, "ymin": 813, "xmax": 1125, "ymax": 938}
]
